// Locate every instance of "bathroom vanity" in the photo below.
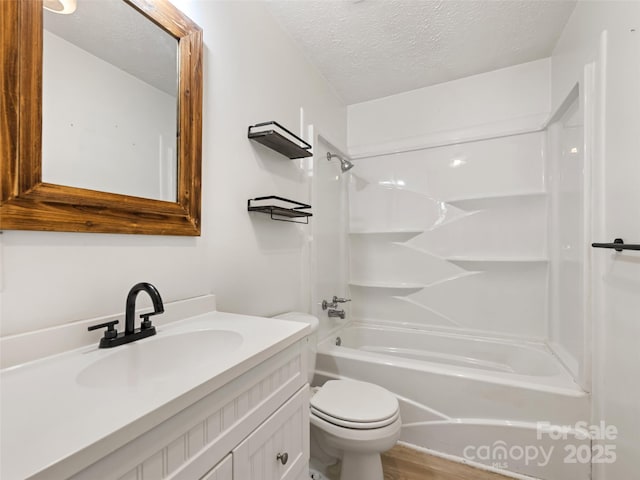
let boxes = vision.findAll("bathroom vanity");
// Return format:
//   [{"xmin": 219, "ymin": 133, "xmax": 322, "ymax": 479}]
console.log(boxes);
[{"xmin": 1, "ymin": 312, "xmax": 310, "ymax": 480}]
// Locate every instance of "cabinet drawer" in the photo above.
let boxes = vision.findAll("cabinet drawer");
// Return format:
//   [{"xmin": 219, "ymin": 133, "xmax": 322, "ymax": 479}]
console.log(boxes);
[
  {"xmin": 233, "ymin": 387, "xmax": 309, "ymax": 480},
  {"xmin": 200, "ymin": 454, "xmax": 232, "ymax": 480}
]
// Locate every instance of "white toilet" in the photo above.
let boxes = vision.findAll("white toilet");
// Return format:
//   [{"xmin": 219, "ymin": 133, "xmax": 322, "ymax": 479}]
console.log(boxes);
[{"xmin": 274, "ymin": 312, "xmax": 401, "ymax": 480}]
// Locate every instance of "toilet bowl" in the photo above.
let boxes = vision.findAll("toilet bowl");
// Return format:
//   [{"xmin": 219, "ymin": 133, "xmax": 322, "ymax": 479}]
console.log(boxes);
[
  {"xmin": 273, "ymin": 312, "xmax": 401, "ymax": 480},
  {"xmin": 310, "ymin": 379, "xmax": 401, "ymax": 480}
]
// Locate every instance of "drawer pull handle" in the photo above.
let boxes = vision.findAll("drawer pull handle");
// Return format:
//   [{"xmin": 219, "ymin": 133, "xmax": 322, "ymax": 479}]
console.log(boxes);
[{"xmin": 277, "ymin": 452, "xmax": 289, "ymax": 465}]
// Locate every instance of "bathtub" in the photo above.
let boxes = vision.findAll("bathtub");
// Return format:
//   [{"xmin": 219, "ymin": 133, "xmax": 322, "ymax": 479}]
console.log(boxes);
[{"xmin": 314, "ymin": 322, "xmax": 591, "ymax": 480}]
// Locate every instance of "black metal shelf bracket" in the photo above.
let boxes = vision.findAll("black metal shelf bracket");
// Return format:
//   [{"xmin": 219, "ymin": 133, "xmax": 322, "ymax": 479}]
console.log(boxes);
[
  {"xmin": 591, "ymin": 238, "xmax": 640, "ymax": 252},
  {"xmin": 247, "ymin": 196, "xmax": 312, "ymax": 224}
]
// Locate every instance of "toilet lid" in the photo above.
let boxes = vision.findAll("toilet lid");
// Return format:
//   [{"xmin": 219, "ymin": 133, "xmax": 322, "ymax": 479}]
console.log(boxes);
[
  {"xmin": 311, "ymin": 405, "xmax": 400, "ymax": 429},
  {"xmin": 310, "ymin": 380, "xmax": 399, "ymax": 426}
]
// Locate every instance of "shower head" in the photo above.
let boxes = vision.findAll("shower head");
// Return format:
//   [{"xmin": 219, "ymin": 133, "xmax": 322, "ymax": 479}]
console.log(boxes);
[{"xmin": 327, "ymin": 152, "xmax": 354, "ymax": 173}]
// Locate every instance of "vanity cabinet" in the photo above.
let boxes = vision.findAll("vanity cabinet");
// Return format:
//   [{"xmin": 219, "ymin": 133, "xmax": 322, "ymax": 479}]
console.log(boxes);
[
  {"xmin": 199, "ymin": 455, "xmax": 232, "ymax": 480},
  {"xmin": 69, "ymin": 340, "xmax": 309, "ymax": 480},
  {"xmin": 233, "ymin": 387, "xmax": 309, "ymax": 479}
]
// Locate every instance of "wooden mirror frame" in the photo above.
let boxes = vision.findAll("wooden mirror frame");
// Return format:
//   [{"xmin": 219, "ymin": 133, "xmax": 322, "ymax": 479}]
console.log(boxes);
[{"xmin": 1, "ymin": 0, "xmax": 202, "ymax": 235}]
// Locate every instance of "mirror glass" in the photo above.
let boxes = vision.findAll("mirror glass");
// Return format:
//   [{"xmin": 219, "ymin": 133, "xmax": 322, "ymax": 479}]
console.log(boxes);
[{"xmin": 42, "ymin": 0, "xmax": 179, "ymax": 202}]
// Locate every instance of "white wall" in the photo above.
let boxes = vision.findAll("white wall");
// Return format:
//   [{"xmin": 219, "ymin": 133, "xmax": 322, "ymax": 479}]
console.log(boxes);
[
  {"xmin": 0, "ymin": 1, "xmax": 346, "ymax": 340},
  {"xmin": 551, "ymin": 2, "xmax": 640, "ymax": 478},
  {"xmin": 42, "ymin": 30, "xmax": 177, "ymax": 201}
]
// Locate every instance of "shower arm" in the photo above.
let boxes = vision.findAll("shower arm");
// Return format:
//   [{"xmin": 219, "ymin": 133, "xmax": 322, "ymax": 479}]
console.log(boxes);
[{"xmin": 326, "ymin": 152, "xmax": 354, "ymax": 172}]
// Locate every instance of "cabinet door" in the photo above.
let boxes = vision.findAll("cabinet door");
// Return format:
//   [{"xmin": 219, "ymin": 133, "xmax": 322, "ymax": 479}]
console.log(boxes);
[
  {"xmin": 200, "ymin": 454, "xmax": 232, "ymax": 480},
  {"xmin": 233, "ymin": 387, "xmax": 309, "ymax": 480}
]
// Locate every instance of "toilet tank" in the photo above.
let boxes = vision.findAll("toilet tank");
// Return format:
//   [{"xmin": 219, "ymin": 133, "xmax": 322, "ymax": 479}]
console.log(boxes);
[{"xmin": 272, "ymin": 312, "xmax": 319, "ymax": 384}]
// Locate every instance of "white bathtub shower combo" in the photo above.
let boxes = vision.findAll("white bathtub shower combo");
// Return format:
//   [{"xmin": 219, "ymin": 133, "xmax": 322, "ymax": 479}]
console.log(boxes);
[{"xmin": 310, "ymin": 78, "xmax": 592, "ymax": 480}]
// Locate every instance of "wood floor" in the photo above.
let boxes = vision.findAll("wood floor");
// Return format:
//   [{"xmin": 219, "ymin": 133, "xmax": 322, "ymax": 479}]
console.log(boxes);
[{"xmin": 381, "ymin": 445, "xmax": 515, "ymax": 480}]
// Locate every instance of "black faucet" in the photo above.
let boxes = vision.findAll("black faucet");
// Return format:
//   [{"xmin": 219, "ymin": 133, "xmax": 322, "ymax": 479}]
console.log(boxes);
[
  {"xmin": 125, "ymin": 282, "xmax": 164, "ymax": 335},
  {"xmin": 88, "ymin": 282, "xmax": 164, "ymax": 348}
]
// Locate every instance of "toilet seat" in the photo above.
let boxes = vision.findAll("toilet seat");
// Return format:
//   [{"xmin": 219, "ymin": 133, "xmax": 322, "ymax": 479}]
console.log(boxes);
[
  {"xmin": 310, "ymin": 380, "xmax": 399, "ymax": 430},
  {"xmin": 311, "ymin": 406, "xmax": 400, "ymax": 429}
]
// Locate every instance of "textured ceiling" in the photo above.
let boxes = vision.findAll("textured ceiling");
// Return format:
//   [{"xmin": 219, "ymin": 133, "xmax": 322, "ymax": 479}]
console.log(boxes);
[
  {"xmin": 266, "ymin": 0, "xmax": 576, "ymax": 104},
  {"xmin": 44, "ymin": 0, "xmax": 178, "ymax": 96}
]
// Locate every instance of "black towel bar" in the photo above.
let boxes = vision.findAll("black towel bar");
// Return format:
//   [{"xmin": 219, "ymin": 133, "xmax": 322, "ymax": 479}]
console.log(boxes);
[{"xmin": 591, "ymin": 238, "xmax": 640, "ymax": 252}]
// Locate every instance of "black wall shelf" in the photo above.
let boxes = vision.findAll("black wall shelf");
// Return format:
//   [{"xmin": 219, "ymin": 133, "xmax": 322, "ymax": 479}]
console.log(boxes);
[
  {"xmin": 248, "ymin": 196, "xmax": 312, "ymax": 224},
  {"xmin": 248, "ymin": 121, "xmax": 312, "ymax": 159}
]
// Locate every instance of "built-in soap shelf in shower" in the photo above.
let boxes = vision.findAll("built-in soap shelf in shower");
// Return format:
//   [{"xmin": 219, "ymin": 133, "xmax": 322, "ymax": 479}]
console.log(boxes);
[
  {"xmin": 446, "ymin": 256, "xmax": 548, "ymax": 263},
  {"xmin": 349, "ymin": 229, "xmax": 425, "ymax": 235},
  {"xmin": 445, "ymin": 256, "xmax": 548, "ymax": 271},
  {"xmin": 445, "ymin": 191, "xmax": 547, "ymax": 210},
  {"xmin": 349, "ymin": 280, "xmax": 426, "ymax": 290},
  {"xmin": 349, "ymin": 230, "xmax": 424, "ymax": 242}
]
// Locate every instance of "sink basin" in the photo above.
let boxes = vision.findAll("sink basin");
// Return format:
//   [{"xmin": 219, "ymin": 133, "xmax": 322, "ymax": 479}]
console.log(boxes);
[{"xmin": 76, "ymin": 329, "xmax": 243, "ymax": 388}]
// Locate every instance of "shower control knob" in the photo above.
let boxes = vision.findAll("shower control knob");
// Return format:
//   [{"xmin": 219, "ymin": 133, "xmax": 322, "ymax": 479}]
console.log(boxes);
[
  {"xmin": 277, "ymin": 452, "xmax": 289, "ymax": 465},
  {"xmin": 322, "ymin": 299, "xmax": 337, "ymax": 310},
  {"xmin": 333, "ymin": 296, "xmax": 351, "ymax": 303}
]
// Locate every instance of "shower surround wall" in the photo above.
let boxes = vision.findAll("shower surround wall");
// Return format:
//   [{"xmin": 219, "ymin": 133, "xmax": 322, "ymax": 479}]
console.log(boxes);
[
  {"xmin": 336, "ymin": 58, "xmax": 592, "ymax": 478},
  {"xmin": 546, "ymin": 89, "xmax": 588, "ymax": 389},
  {"xmin": 311, "ymin": 133, "xmax": 352, "ymax": 340},
  {"xmin": 347, "ymin": 59, "xmax": 552, "ymax": 342},
  {"xmin": 349, "ymin": 132, "xmax": 547, "ymax": 340}
]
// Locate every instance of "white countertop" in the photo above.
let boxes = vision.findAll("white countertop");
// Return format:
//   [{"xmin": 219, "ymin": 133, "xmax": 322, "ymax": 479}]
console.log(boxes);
[{"xmin": 0, "ymin": 311, "xmax": 309, "ymax": 480}]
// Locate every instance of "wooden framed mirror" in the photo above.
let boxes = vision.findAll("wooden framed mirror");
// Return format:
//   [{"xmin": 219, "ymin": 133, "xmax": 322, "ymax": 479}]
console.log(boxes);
[{"xmin": 1, "ymin": 0, "xmax": 203, "ymax": 235}]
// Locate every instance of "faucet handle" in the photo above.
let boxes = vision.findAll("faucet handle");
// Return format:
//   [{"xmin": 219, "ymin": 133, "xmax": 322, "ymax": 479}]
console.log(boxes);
[
  {"xmin": 322, "ymin": 299, "xmax": 338, "ymax": 310},
  {"xmin": 333, "ymin": 296, "xmax": 351, "ymax": 303},
  {"xmin": 88, "ymin": 320, "xmax": 119, "ymax": 340},
  {"xmin": 139, "ymin": 312, "xmax": 159, "ymax": 330}
]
